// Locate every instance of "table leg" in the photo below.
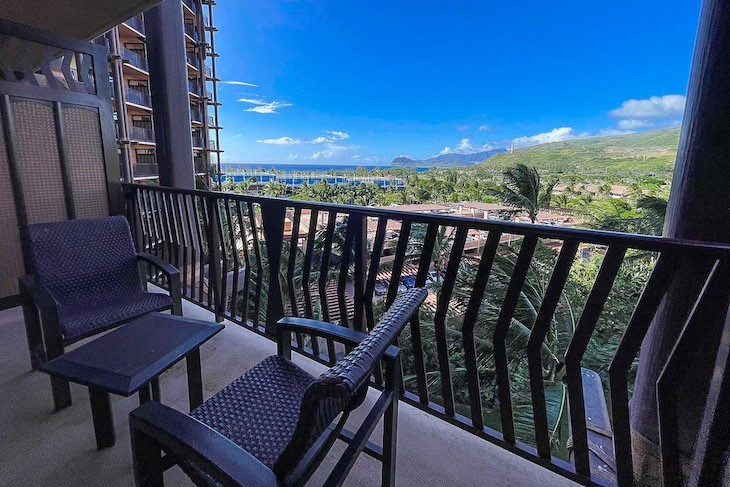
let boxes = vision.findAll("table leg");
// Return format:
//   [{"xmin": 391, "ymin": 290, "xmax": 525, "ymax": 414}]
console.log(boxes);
[
  {"xmin": 151, "ymin": 377, "xmax": 161, "ymax": 402},
  {"xmin": 138, "ymin": 382, "xmax": 152, "ymax": 405},
  {"xmin": 88, "ymin": 387, "xmax": 115, "ymax": 449},
  {"xmin": 186, "ymin": 349, "xmax": 203, "ymax": 412}
]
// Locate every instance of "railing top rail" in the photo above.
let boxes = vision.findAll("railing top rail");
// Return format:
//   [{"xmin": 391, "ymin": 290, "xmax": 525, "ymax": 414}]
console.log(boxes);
[{"xmin": 122, "ymin": 182, "xmax": 730, "ymax": 257}]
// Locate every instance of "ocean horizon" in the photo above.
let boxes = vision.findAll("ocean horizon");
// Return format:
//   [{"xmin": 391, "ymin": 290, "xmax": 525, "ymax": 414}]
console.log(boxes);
[{"xmin": 220, "ymin": 162, "xmax": 429, "ymax": 173}]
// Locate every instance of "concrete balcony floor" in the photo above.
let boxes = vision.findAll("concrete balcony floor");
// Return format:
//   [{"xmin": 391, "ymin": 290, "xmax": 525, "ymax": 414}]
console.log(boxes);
[{"xmin": 0, "ymin": 292, "xmax": 579, "ymax": 486}]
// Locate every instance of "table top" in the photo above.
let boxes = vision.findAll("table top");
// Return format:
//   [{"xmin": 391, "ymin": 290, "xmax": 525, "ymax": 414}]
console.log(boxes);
[{"xmin": 40, "ymin": 313, "xmax": 224, "ymax": 396}]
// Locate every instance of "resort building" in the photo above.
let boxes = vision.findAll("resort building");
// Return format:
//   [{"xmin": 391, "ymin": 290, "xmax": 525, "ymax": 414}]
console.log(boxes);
[{"xmin": 99, "ymin": 0, "xmax": 222, "ymax": 184}]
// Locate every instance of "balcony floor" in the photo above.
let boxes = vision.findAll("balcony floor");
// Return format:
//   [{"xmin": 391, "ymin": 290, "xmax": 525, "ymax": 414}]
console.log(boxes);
[{"xmin": 0, "ymin": 291, "xmax": 579, "ymax": 486}]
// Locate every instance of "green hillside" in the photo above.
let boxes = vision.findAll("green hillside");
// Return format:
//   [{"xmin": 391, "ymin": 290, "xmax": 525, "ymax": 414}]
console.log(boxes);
[{"xmin": 480, "ymin": 127, "xmax": 680, "ymax": 175}]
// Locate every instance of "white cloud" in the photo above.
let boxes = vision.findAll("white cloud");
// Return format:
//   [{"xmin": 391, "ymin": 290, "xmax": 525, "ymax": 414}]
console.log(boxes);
[
  {"xmin": 478, "ymin": 125, "xmax": 491, "ymax": 132},
  {"xmin": 256, "ymin": 136, "xmax": 302, "ymax": 145},
  {"xmin": 617, "ymin": 119, "xmax": 654, "ymax": 130},
  {"xmin": 287, "ymin": 153, "xmax": 299, "ymax": 160},
  {"xmin": 222, "ymin": 81, "xmax": 259, "ymax": 87},
  {"xmin": 457, "ymin": 138, "xmax": 472, "ymax": 151},
  {"xmin": 312, "ymin": 142, "xmax": 358, "ymax": 160},
  {"xmin": 610, "ymin": 94, "xmax": 686, "ymax": 119},
  {"xmin": 237, "ymin": 97, "xmax": 267, "ymax": 105},
  {"xmin": 438, "ymin": 147, "xmax": 453, "ymax": 155},
  {"xmin": 438, "ymin": 138, "xmax": 495, "ymax": 155},
  {"xmin": 308, "ymin": 131, "xmax": 350, "ymax": 144},
  {"xmin": 245, "ymin": 101, "xmax": 293, "ymax": 114},
  {"xmin": 512, "ymin": 127, "xmax": 576, "ymax": 148}
]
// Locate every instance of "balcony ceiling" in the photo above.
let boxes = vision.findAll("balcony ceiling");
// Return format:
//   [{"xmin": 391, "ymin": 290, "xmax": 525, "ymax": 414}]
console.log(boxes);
[{"xmin": 0, "ymin": 0, "xmax": 162, "ymax": 41}]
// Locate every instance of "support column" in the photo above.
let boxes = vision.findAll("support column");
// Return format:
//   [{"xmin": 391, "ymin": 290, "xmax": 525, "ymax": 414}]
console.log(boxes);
[
  {"xmin": 144, "ymin": 0, "xmax": 195, "ymax": 189},
  {"xmin": 631, "ymin": 0, "xmax": 730, "ymax": 482}
]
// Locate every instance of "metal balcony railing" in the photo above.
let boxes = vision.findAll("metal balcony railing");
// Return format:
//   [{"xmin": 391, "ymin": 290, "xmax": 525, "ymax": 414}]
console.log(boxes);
[
  {"xmin": 184, "ymin": 23, "xmax": 200, "ymax": 41},
  {"xmin": 194, "ymin": 157, "xmax": 208, "ymax": 174},
  {"xmin": 122, "ymin": 183, "xmax": 730, "ymax": 487},
  {"xmin": 132, "ymin": 162, "xmax": 158, "ymax": 179},
  {"xmin": 204, "ymin": 64, "xmax": 212, "ymax": 78},
  {"xmin": 182, "ymin": 0, "xmax": 198, "ymax": 15},
  {"xmin": 188, "ymin": 78, "xmax": 202, "ymax": 96},
  {"xmin": 121, "ymin": 47, "xmax": 149, "ymax": 72},
  {"xmin": 190, "ymin": 106, "xmax": 203, "ymax": 123},
  {"xmin": 129, "ymin": 125, "xmax": 155, "ymax": 143},
  {"xmin": 123, "ymin": 15, "xmax": 146, "ymax": 35},
  {"xmin": 191, "ymin": 135, "xmax": 205, "ymax": 148},
  {"xmin": 186, "ymin": 52, "xmax": 200, "ymax": 70},
  {"xmin": 125, "ymin": 87, "xmax": 152, "ymax": 107},
  {"xmin": 209, "ymin": 139, "xmax": 216, "ymax": 150}
]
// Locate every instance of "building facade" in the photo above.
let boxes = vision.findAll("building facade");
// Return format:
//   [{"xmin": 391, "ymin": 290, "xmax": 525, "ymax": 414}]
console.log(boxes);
[{"xmin": 100, "ymin": 0, "xmax": 222, "ymax": 184}]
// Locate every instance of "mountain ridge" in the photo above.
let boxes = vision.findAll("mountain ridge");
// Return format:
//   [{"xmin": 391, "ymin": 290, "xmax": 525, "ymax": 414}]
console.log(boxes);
[{"xmin": 391, "ymin": 148, "xmax": 507, "ymax": 167}]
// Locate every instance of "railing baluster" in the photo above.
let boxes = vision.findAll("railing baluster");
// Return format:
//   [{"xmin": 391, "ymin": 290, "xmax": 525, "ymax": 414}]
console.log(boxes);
[
  {"xmin": 386, "ymin": 221, "xmax": 412, "ymax": 308},
  {"xmin": 527, "ymin": 239, "xmax": 579, "ymax": 458},
  {"xmin": 609, "ymin": 252, "xmax": 678, "ymax": 486},
  {"xmin": 494, "ymin": 235, "xmax": 538, "ymax": 444},
  {"xmin": 434, "ymin": 225, "xmax": 468, "ymax": 417},
  {"xmin": 148, "ymin": 191, "xmax": 163, "ymax": 284},
  {"xmin": 410, "ymin": 222, "xmax": 439, "ymax": 404},
  {"xmin": 182, "ymin": 194, "xmax": 196, "ymax": 301},
  {"xmin": 176, "ymin": 193, "xmax": 189, "ymax": 300},
  {"xmin": 337, "ymin": 217, "xmax": 355, "ymax": 329},
  {"xmin": 224, "ymin": 198, "xmax": 240, "ymax": 319},
  {"xmin": 657, "ymin": 260, "xmax": 728, "ymax": 485},
  {"xmin": 247, "ymin": 202, "xmax": 264, "ymax": 330},
  {"xmin": 461, "ymin": 231, "xmax": 502, "ymax": 429},
  {"xmin": 364, "ymin": 218, "xmax": 388, "ymax": 332},
  {"xmin": 135, "ymin": 189, "xmax": 149, "ymax": 255},
  {"xmin": 235, "ymin": 201, "xmax": 252, "ymax": 325},
  {"xmin": 193, "ymin": 196, "xmax": 207, "ymax": 307},
  {"xmin": 301, "ymin": 209, "xmax": 320, "ymax": 357},
  {"xmin": 259, "ymin": 202, "xmax": 286, "ymax": 336},
  {"xmin": 564, "ymin": 245, "xmax": 626, "ymax": 476},
  {"xmin": 204, "ymin": 195, "xmax": 224, "ymax": 320},
  {"xmin": 216, "ymin": 198, "xmax": 229, "ymax": 315},
  {"xmin": 351, "ymin": 214, "xmax": 368, "ymax": 333},
  {"xmin": 318, "ymin": 212, "xmax": 337, "ymax": 362},
  {"xmin": 287, "ymin": 208, "xmax": 304, "ymax": 347}
]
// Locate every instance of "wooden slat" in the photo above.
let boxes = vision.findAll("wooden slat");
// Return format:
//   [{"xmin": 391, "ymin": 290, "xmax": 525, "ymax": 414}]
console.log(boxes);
[
  {"xmin": 608, "ymin": 252, "xmax": 678, "ymax": 486},
  {"xmin": 527, "ymin": 239, "xmax": 579, "ymax": 458},
  {"xmin": 657, "ymin": 260, "xmax": 728, "ymax": 485},
  {"xmin": 351, "ymin": 214, "xmax": 367, "ymax": 333},
  {"xmin": 301, "ymin": 209, "xmax": 320, "ymax": 357},
  {"xmin": 493, "ymin": 235, "xmax": 538, "ymax": 444},
  {"xmin": 247, "ymin": 202, "xmax": 263, "ymax": 329},
  {"xmin": 409, "ymin": 223, "xmax": 439, "ymax": 404},
  {"xmin": 385, "ymin": 221, "xmax": 412, "ymax": 307},
  {"xmin": 287, "ymin": 208, "xmax": 304, "ymax": 347},
  {"xmin": 318, "ymin": 212, "xmax": 337, "ymax": 362},
  {"xmin": 215, "ymin": 199, "xmax": 229, "ymax": 314},
  {"xmin": 337, "ymin": 218, "xmax": 355, "ymax": 328},
  {"xmin": 364, "ymin": 218, "xmax": 388, "ymax": 331},
  {"xmin": 461, "ymin": 231, "xmax": 502, "ymax": 429},
  {"xmin": 235, "ymin": 200, "xmax": 252, "ymax": 325},
  {"xmin": 224, "ymin": 198, "xmax": 241, "ymax": 319},
  {"xmin": 433, "ymin": 226, "xmax": 468, "ymax": 417},
  {"xmin": 181, "ymin": 194, "xmax": 196, "ymax": 300},
  {"xmin": 194, "ymin": 196, "xmax": 207, "ymax": 306},
  {"xmin": 564, "ymin": 245, "xmax": 626, "ymax": 476}
]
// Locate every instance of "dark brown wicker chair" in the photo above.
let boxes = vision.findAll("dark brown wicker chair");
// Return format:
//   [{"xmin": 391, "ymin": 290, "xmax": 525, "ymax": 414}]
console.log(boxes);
[
  {"xmin": 129, "ymin": 287, "xmax": 427, "ymax": 487},
  {"xmin": 19, "ymin": 215, "xmax": 182, "ymax": 411}
]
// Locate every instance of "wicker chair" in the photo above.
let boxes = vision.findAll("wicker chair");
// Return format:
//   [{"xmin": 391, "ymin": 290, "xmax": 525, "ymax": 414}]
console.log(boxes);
[
  {"xmin": 19, "ymin": 215, "xmax": 182, "ymax": 411},
  {"xmin": 130, "ymin": 288, "xmax": 427, "ymax": 487}
]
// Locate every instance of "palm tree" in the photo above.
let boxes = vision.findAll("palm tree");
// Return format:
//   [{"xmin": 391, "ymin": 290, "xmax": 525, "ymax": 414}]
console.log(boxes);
[{"xmin": 492, "ymin": 164, "xmax": 556, "ymax": 223}]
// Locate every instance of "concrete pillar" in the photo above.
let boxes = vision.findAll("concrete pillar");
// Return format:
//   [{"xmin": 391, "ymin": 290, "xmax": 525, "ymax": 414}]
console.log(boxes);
[
  {"xmin": 631, "ymin": 0, "xmax": 730, "ymax": 482},
  {"xmin": 144, "ymin": 0, "xmax": 195, "ymax": 189}
]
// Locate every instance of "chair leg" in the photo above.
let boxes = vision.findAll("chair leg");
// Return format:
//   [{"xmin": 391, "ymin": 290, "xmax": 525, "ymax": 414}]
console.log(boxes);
[
  {"xmin": 382, "ymin": 356, "xmax": 402, "ymax": 487},
  {"xmin": 131, "ymin": 428, "xmax": 165, "ymax": 487},
  {"xmin": 51, "ymin": 376, "xmax": 72, "ymax": 411},
  {"xmin": 18, "ymin": 279, "xmax": 46, "ymax": 370},
  {"xmin": 151, "ymin": 378, "xmax": 161, "ymax": 402}
]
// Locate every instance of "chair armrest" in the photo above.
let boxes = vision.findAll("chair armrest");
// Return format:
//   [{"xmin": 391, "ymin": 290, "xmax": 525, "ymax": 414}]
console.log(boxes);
[
  {"xmin": 19, "ymin": 275, "xmax": 58, "ymax": 310},
  {"xmin": 137, "ymin": 253, "xmax": 182, "ymax": 315},
  {"xmin": 137, "ymin": 253, "xmax": 179, "ymax": 277},
  {"xmin": 130, "ymin": 402, "xmax": 279, "ymax": 487},
  {"xmin": 276, "ymin": 317, "xmax": 400, "ymax": 361}
]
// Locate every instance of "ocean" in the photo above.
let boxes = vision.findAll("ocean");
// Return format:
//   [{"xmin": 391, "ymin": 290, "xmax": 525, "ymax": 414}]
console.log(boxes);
[{"xmin": 219, "ymin": 163, "xmax": 429, "ymax": 173}]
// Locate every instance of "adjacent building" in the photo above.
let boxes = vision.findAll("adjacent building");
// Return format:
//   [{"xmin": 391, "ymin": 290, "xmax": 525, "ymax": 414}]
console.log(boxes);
[{"xmin": 100, "ymin": 0, "xmax": 222, "ymax": 184}]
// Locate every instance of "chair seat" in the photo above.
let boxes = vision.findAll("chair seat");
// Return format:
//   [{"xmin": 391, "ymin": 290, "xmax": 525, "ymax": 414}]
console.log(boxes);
[
  {"xmin": 191, "ymin": 355, "xmax": 316, "ymax": 469},
  {"xmin": 58, "ymin": 290, "xmax": 172, "ymax": 342}
]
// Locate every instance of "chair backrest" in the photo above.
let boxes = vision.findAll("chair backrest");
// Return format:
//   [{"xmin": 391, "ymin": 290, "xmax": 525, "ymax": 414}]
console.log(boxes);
[
  {"xmin": 273, "ymin": 287, "xmax": 428, "ymax": 478},
  {"xmin": 27, "ymin": 215, "xmax": 141, "ymax": 302}
]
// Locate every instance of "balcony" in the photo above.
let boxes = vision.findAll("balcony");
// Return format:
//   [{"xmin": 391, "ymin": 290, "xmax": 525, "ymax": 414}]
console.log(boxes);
[
  {"xmin": 125, "ymin": 86, "xmax": 152, "ymax": 108},
  {"xmin": 191, "ymin": 134, "xmax": 205, "ymax": 148},
  {"xmin": 129, "ymin": 125, "xmax": 155, "ymax": 143},
  {"xmin": 204, "ymin": 64, "xmax": 212, "ymax": 78},
  {"xmin": 121, "ymin": 46, "xmax": 148, "ymax": 73},
  {"xmin": 132, "ymin": 162, "xmax": 159, "ymax": 179},
  {"xmin": 194, "ymin": 156, "xmax": 208, "ymax": 174},
  {"xmin": 186, "ymin": 51, "xmax": 200, "ymax": 70},
  {"xmin": 190, "ymin": 105, "xmax": 203, "ymax": 123},
  {"xmin": 188, "ymin": 77, "xmax": 202, "ymax": 96},
  {"xmin": 122, "ymin": 15, "xmax": 145, "ymax": 36},
  {"xmin": 184, "ymin": 22, "xmax": 199, "ymax": 42},
  {"xmin": 182, "ymin": 0, "xmax": 198, "ymax": 15}
]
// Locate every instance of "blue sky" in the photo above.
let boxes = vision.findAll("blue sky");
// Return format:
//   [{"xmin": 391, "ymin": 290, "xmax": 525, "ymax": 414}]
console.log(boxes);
[{"xmin": 213, "ymin": 1, "xmax": 701, "ymax": 165}]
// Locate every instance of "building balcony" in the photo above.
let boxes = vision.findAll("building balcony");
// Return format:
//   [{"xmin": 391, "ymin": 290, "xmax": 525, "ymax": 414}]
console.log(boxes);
[
  {"xmin": 194, "ymin": 156, "xmax": 208, "ymax": 174},
  {"xmin": 182, "ymin": 0, "xmax": 198, "ymax": 15},
  {"xmin": 191, "ymin": 134, "xmax": 205, "ymax": 148},
  {"xmin": 190, "ymin": 106, "xmax": 204, "ymax": 123},
  {"xmin": 122, "ymin": 15, "xmax": 145, "ymax": 36},
  {"xmin": 121, "ymin": 46, "xmax": 148, "ymax": 73},
  {"xmin": 131, "ymin": 162, "xmax": 158, "ymax": 179},
  {"xmin": 186, "ymin": 51, "xmax": 200, "ymax": 70},
  {"xmin": 184, "ymin": 22, "xmax": 199, "ymax": 42},
  {"xmin": 0, "ymin": 298, "xmax": 577, "ymax": 486},
  {"xmin": 188, "ymin": 77, "xmax": 202, "ymax": 96},
  {"xmin": 204, "ymin": 64, "xmax": 212, "ymax": 78},
  {"xmin": 124, "ymin": 87, "xmax": 152, "ymax": 108},
  {"xmin": 129, "ymin": 125, "xmax": 155, "ymax": 143}
]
